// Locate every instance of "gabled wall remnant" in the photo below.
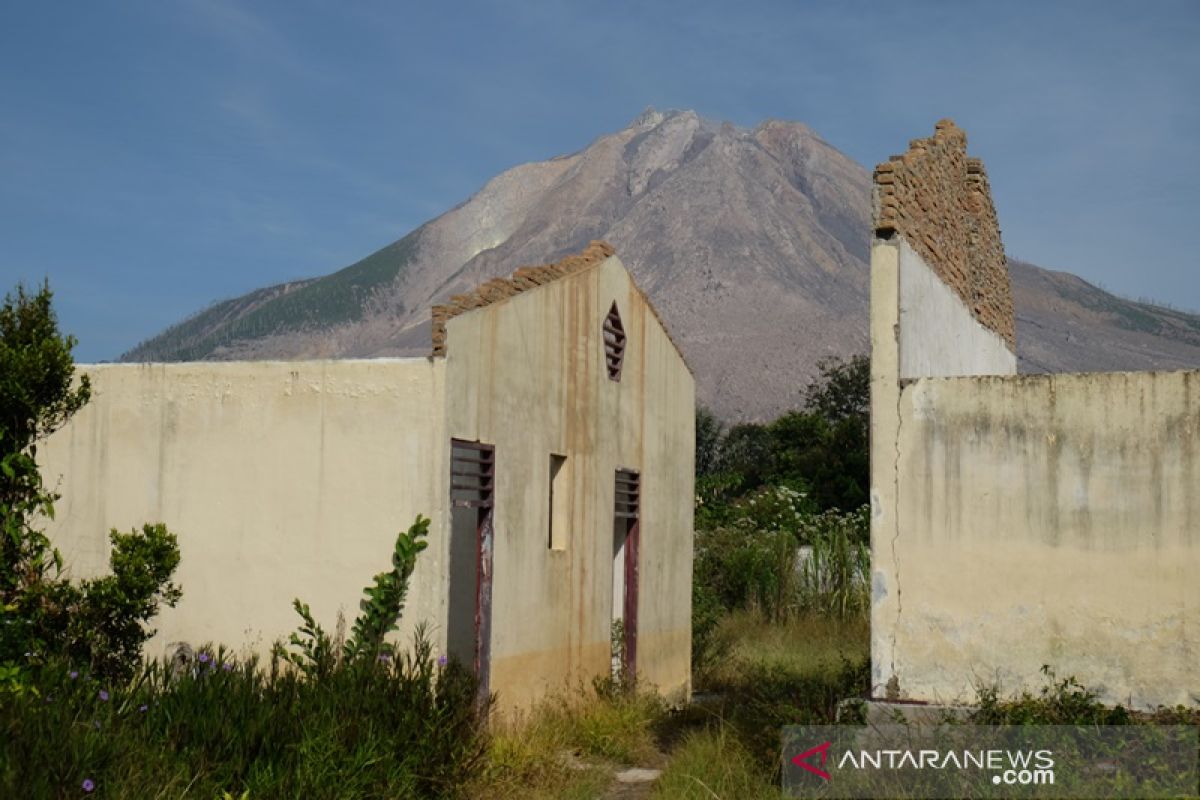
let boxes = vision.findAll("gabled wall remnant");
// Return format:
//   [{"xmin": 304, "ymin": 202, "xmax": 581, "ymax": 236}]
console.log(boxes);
[
  {"xmin": 874, "ymin": 119, "xmax": 1015, "ymax": 349},
  {"xmin": 870, "ymin": 121, "xmax": 1199, "ymax": 710}
]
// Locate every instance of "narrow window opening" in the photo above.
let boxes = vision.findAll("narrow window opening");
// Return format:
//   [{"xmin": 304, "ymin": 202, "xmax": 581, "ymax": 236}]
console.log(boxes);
[
  {"xmin": 548, "ymin": 453, "xmax": 568, "ymax": 551},
  {"xmin": 603, "ymin": 302, "xmax": 626, "ymax": 381}
]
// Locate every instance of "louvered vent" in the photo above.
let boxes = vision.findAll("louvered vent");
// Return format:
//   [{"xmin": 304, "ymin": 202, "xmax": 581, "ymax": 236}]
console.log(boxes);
[
  {"xmin": 451, "ymin": 440, "xmax": 494, "ymax": 509},
  {"xmin": 603, "ymin": 302, "xmax": 626, "ymax": 381},
  {"xmin": 614, "ymin": 469, "xmax": 639, "ymax": 520}
]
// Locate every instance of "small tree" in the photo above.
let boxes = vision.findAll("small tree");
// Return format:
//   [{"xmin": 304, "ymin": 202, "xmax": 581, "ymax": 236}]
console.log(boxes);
[
  {"xmin": 0, "ymin": 282, "xmax": 91, "ymax": 597},
  {"xmin": 0, "ymin": 281, "xmax": 181, "ymax": 680}
]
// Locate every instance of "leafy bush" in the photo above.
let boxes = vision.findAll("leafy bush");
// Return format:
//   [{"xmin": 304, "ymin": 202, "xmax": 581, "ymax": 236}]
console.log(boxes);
[
  {"xmin": 695, "ymin": 355, "xmax": 870, "ymax": 513},
  {"xmin": 1, "ymin": 281, "xmax": 181, "ymax": 681}
]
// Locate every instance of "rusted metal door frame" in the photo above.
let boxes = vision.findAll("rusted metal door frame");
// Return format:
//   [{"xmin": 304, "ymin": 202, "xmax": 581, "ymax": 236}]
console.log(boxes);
[
  {"xmin": 615, "ymin": 468, "xmax": 640, "ymax": 682},
  {"xmin": 450, "ymin": 439, "xmax": 495, "ymax": 701}
]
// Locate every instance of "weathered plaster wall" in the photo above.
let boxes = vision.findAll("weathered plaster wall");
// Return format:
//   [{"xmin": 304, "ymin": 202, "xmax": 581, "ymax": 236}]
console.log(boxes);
[
  {"xmin": 39, "ymin": 359, "xmax": 449, "ymax": 659},
  {"xmin": 876, "ymin": 368, "xmax": 1200, "ymax": 708},
  {"xmin": 442, "ymin": 254, "xmax": 695, "ymax": 710},
  {"xmin": 897, "ymin": 238, "xmax": 1016, "ymax": 379}
]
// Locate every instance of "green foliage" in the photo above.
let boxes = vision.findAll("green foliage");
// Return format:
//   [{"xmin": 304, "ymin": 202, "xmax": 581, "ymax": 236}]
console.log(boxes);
[
  {"xmin": 694, "ymin": 406, "xmax": 724, "ymax": 478},
  {"xmin": 1, "ymin": 281, "xmax": 182, "ymax": 682},
  {"xmin": 0, "ymin": 281, "xmax": 91, "ymax": 598},
  {"xmin": 344, "ymin": 515, "xmax": 429, "ymax": 662},
  {"xmin": 693, "ymin": 502, "xmax": 867, "ymax": 619},
  {"xmin": 696, "ymin": 355, "xmax": 869, "ymax": 514},
  {"xmin": 972, "ymin": 665, "xmax": 1132, "ymax": 725},
  {"xmin": 795, "ymin": 507, "xmax": 870, "ymax": 619},
  {"xmin": 802, "ymin": 354, "xmax": 869, "ymax": 423},
  {"xmin": 65, "ymin": 525, "xmax": 183, "ymax": 678},
  {"xmin": 0, "ymin": 633, "xmax": 484, "ymax": 798},
  {"xmin": 694, "ymin": 523, "xmax": 796, "ymax": 622},
  {"xmin": 280, "ymin": 516, "xmax": 430, "ymax": 677},
  {"xmin": 682, "ymin": 609, "xmax": 869, "ymax": 785}
]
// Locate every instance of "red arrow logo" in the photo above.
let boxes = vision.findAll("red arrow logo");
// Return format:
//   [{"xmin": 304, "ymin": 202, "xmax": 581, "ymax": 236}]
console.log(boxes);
[{"xmin": 791, "ymin": 741, "xmax": 832, "ymax": 781}]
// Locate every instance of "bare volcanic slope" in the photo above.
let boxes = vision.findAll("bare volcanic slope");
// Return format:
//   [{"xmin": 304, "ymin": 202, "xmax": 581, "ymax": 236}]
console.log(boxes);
[{"xmin": 123, "ymin": 110, "xmax": 1200, "ymax": 421}]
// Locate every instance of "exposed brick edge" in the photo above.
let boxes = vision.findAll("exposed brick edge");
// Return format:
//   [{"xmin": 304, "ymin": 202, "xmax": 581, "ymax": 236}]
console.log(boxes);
[
  {"xmin": 873, "ymin": 119, "xmax": 1016, "ymax": 349},
  {"xmin": 431, "ymin": 241, "xmax": 687, "ymax": 372}
]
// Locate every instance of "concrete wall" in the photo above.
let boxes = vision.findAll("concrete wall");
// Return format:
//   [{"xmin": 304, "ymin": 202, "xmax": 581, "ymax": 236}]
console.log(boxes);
[
  {"xmin": 39, "ymin": 359, "xmax": 450, "ymax": 659},
  {"xmin": 443, "ymin": 254, "xmax": 695, "ymax": 709},
  {"xmin": 872, "ymin": 236, "xmax": 1199, "ymax": 710},
  {"xmin": 898, "ymin": 239, "xmax": 1016, "ymax": 379}
]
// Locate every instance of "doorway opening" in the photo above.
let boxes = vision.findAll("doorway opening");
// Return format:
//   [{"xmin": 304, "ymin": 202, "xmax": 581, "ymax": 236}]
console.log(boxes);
[
  {"xmin": 612, "ymin": 468, "xmax": 640, "ymax": 683},
  {"xmin": 448, "ymin": 439, "xmax": 495, "ymax": 700}
]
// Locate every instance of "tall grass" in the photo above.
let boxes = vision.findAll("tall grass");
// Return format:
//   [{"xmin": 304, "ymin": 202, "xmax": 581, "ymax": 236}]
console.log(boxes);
[
  {"xmin": 0, "ymin": 634, "xmax": 484, "ymax": 798},
  {"xmin": 651, "ymin": 724, "xmax": 780, "ymax": 799},
  {"xmin": 469, "ymin": 686, "xmax": 665, "ymax": 799}
]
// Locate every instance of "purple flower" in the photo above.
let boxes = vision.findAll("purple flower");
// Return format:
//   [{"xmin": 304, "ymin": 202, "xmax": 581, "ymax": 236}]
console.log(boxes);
[
  {"xmin": 68, "ymin": 670, "xmax": 79, "ymax": 680},
  {"xmin": 198, "ymin": 652, "xmax": 211, "ymax": 664},
  {"xmin": 222, "ymin": 661, "xmax": 233, "ymax": 672},
  {"xmin": 98, "ymin": 690, "xmax": 109, "ymax": 702},
  {"xmin": 437, "ymin": 655, "xmax": 448, "ymax": 667},
  {"xmin": 138, "ymin": 704, "xmax": 148, "ymax": 713},
  {"xmin": 377, "ymin": 652, "xmax": 391, "ymax": 664},
  {"xmin": 82, "ymin": 778, "xmax": 95, "ymax": 793}
]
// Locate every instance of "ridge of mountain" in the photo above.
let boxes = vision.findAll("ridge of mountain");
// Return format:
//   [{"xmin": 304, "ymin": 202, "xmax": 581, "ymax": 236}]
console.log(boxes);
[{"xmin": 123, "ymin": 109, "xmax": 1200, "ymax": 420}]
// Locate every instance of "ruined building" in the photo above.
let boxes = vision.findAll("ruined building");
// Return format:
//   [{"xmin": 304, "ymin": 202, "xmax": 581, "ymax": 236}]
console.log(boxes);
[
  {"xmin": 40, "ymin": 243, "xmax": 695, "ymax": 709},
  {"xmin": 870, "ymin": 121, "xmax": 1198, "ymax": 709}
]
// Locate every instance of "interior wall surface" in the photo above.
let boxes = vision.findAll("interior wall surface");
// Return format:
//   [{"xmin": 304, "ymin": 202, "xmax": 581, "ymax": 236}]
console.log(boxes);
[
  {"xmin": 442, "ymin": 255, "xmax": 695, "ymax": 710},
  {"xmin": 38, "ymin": 359, "xmax": 449, "ymax": 659},
  {"xmin": 897, "ymin": 238, "xmax": 1016, "ymax": 379}
]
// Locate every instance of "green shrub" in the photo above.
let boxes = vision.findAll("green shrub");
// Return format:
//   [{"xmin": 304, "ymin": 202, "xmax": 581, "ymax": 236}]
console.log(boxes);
[
  {"xmin": 0, "ymin": 514, "xmax": 484, "ymax": 798},
  {"xmin": 278, "ymin": 515, "xmax": 431, "ymax": 678},
  {"xmin": 972, "ymin": 665, "xmax": 1132, "ymax": 725},
  {"xmin": 2, "ymin": 281, "xmax": 182, "ymax": 681},
  {"xmin": 0, "ymin": 634, "xmax": 484, "ymax": 798}
]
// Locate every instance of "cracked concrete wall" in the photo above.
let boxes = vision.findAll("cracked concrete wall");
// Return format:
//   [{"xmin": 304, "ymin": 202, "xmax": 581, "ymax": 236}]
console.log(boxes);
[{"xmin": 877, "ymin": 365, "xmax": 1200, "ymax": 708}]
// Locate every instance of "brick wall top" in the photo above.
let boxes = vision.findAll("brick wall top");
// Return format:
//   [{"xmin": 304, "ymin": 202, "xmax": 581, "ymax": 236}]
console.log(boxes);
[
  {"xmin": 873, "ymin": 120, "xmax": 1016, "ymax": 349},
  {"xmin": 430, "ymin": 242, "xmax": 686, "ymax": 367}
]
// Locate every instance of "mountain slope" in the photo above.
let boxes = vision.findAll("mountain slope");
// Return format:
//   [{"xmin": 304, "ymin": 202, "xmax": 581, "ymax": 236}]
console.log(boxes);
[{"xmin": 124, "ymin": 110, "xmax": 1200, "ymax": 420}]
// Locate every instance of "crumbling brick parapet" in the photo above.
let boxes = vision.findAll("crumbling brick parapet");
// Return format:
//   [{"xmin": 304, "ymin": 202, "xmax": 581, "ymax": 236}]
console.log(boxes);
[
  {"xmin": 431, "ymin": 241, "xmax": 617, "ymax": 356},
  {"xmin": 873, "ymin": 119, "xmax": 1015, "ymax": 349}
]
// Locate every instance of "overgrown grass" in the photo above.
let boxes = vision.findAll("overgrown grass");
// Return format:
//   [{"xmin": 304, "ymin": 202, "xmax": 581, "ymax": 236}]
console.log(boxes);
[
  {"xmin": 666, "ymin": 608, "xmax": 871, "ymax": 793},
  {"xmin": 651, "ymin": 724, "xmax": 779, "ymax": 800},
  {"xmin": 698, "ymin": 608, "xmax": 868, "ymax": 692},
  {"xmin": 0, "ymin": 636, "xmax": 484, "ymax": 798},
  {"xmin": 469, "ymin": 686, "xmax": 666, "ymax": 799}
]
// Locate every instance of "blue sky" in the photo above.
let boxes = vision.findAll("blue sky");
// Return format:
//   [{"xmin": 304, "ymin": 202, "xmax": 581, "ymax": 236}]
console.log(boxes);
[{"xmin": 2, "ymin": 0, "xmax": 1197, "ymax": 361}]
